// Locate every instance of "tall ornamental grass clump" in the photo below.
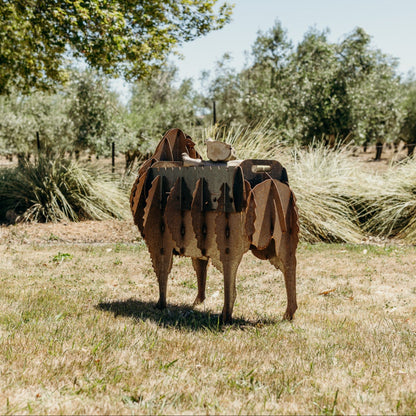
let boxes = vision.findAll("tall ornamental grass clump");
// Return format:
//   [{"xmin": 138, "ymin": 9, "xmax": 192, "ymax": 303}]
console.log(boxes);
[
  {"xmin": 358, "ymin": 158, "xmax": 416, "ymax": 243},
  {"xmin": 0, "ymin": 157, "xmax": 127, "ymax": 222},
  {"xmin": 191, "ymin": 120, "xmax": 288, "ymax": 162},
  {"xmin": 288, "ymin": 144, "xmax": 364, "ymax": 243}
]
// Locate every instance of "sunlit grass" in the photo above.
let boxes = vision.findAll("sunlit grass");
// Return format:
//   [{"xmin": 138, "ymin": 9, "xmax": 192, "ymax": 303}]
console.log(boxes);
[{"xmin": 0, "ymin": 240, "xmax": 415, "ymax": 414}]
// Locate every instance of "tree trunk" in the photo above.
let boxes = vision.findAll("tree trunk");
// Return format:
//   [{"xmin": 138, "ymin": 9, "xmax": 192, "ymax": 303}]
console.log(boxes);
[
  {"xmin": 125, "ymin": 150, "xmax": 138, "ymax": 174},
  {"xmin": 17, "ymin": 153, "xmax": 27, "ymax": 167},
  {"xmin": 407, "ymin": 143, "xmax": 415, "ymax": 157},
  {"xmin": 374, "ymin": 141, "xmax": 383, "ymax": 161}
]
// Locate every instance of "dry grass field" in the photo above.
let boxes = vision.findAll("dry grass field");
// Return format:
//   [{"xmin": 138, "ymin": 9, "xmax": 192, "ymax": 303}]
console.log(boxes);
[{"xmin": 0, "ymin": 220, "xmax": 415, "ymax": 415}]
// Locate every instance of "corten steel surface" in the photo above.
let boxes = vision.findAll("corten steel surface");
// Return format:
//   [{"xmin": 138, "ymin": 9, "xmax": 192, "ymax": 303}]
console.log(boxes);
[{"xmin": 130, "ymin": 128, "xmax": 299, "ymax": 323}]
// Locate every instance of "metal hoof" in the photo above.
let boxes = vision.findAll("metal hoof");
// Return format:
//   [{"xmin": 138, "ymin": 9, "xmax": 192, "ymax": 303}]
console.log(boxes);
[
  {"xmin": 193, "ymin": 296, "xmax": 205, "ymax": 306},
  {"xmin": 156, "ymin": 299, "xmax": 167, "ymax": 310}
]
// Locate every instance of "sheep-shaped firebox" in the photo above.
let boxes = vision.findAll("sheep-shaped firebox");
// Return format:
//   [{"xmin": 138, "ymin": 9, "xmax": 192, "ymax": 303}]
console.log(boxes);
[{"xmin": 130, "ymin": 129, "xmax": 299, "ymax": 323}]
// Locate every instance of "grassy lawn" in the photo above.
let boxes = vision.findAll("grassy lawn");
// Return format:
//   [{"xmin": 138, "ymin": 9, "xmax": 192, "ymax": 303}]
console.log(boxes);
[{"xmin": 0, "ymin": 236, "xmax": 415, "ymax": 414}]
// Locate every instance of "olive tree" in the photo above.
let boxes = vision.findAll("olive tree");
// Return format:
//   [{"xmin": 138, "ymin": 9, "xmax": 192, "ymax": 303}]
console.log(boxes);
[
  {"xmin": 120, "ymin": 65, "xmax": 201, "ymax": 171},
  {"xmin": 68, "ymin": 70, "xmax": 121, "ymax": 158},
  {"xmin": 0, "ymin": 0, "xmax": 232, "ymax": 94},
  {"xmin": 400, "ymin": 79, "xmax": 416, "ymax": 156},
  {"xmin": 0, "ymin": 90, "xmax": 73, "ymax": 162}
]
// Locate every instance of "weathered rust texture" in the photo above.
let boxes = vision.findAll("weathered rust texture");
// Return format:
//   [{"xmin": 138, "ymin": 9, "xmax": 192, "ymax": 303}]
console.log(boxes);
[{"xmin": 130, "ymin": 128, "xmax": 299, "ymax": 323}]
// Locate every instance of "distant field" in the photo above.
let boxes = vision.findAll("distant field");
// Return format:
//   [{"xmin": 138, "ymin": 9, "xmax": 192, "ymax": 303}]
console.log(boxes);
[{"xmin": 0, "ymin": 223, "xmax": 415, "ymax": 415}]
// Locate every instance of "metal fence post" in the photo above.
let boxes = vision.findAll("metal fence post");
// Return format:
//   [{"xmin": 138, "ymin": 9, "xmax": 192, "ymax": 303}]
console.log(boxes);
[{"xmin": 112, "ymin": 141, "xmax": 115, "ymax": 173}]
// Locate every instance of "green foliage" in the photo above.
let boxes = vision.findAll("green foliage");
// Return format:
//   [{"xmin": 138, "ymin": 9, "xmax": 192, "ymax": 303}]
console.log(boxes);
[
  {"xmin": 52, "ymin": 252, "xmax": 73, "ymax": 264},
  {"xmin": 208, "ymin": 54, "xmax": 244, "ymax": 126},
  {"xmin": 0, "ymin": 157, "xmax": 127, "ymax": 223},
  {"xmin": 123, "ymin": 65, "xmax": 203, "ymax": 154},
  {"xmin": 0, "ymin": 0, "xmax": 233, "ymax": 94},
  {"xmin": 68, "ymin": 69, "xmax": 122, "ymax": 157},
  {"xmin": 287, "ymin": 28, "xmax": 340, "ymax": 143},
  {"xmin": 0, "ymin": 90, "xmax": 73, "ymax": 159},
  {"xmin": 0, "ymin": 69, "xmax": 125, "ymax": 160},
  {"xmin": 206, "ymin": 21, "xmax": 294, "ymax": 130},
  {"xmin": 292, "ymin": 27, "xmax": 403, "ymax": 146},
  {"xmin": 243, "ymin": 22, "xmax": 293, "ymax": 131},
  {"xmin": 400, "ymin": 79, "xmax": 416, "ymax": 154},
  {"xmin": 209, "ymin": 23, "xmax": 404, "ymax": 148}
]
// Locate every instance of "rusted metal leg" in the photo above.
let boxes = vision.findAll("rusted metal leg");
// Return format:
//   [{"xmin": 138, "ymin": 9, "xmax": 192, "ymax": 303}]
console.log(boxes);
[
  {"xmin": 216, "ymin": 211, "xmax": 243, "ymax": 324},
  {"xmin": 215, "ymin": 183, "xmax": 250, "ymax": 324},
  {"xmin": 222, "ymin": 257, "xmax": 241, "ymax": 324},
  {"xmin": 143, "ymin": 176, "xmax": 176, "ymax": 310},
  {"xmin": 221, "ymin": 260, "xmax": 239, "ymax": 324},
  {"xmin": 268, "ymin": 184, "xmax": 299, "ymax": 321},
  {"xmin": 153, "ymin": 250, "xmax": 174, "ymax": 309},
  {"xmin": 191, "ymin": 258, "xmax": 208, "ymax": 305},
  {"xmin": 281, "ymin": 256, "xmax": 297, "ymax": 320},
  {"xmin": 269, "ymin": 254, "xmax": 297, "ymax": 320}
]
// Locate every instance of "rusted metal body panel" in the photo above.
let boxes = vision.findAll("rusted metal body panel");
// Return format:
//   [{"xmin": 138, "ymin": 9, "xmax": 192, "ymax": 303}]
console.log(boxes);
[
  {"xmin": 146, "ymin": 164, "xmax": 242, "ymax": 212},
  {"xmin": 130, "ymin": 128, "xmax": 299, "ymax": 323}
]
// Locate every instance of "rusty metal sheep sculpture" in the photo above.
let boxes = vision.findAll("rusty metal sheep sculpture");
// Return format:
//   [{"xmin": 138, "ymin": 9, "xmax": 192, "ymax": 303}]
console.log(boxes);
[{"xmin": 130, "ymin": 129, "xmax": 299, "ymax": 323}]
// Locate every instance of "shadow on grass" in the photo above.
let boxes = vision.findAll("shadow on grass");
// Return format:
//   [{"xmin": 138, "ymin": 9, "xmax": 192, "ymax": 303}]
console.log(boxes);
[{"xmin": 97, "ymin": 298, "xmax": 280, "ymax": 332}]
